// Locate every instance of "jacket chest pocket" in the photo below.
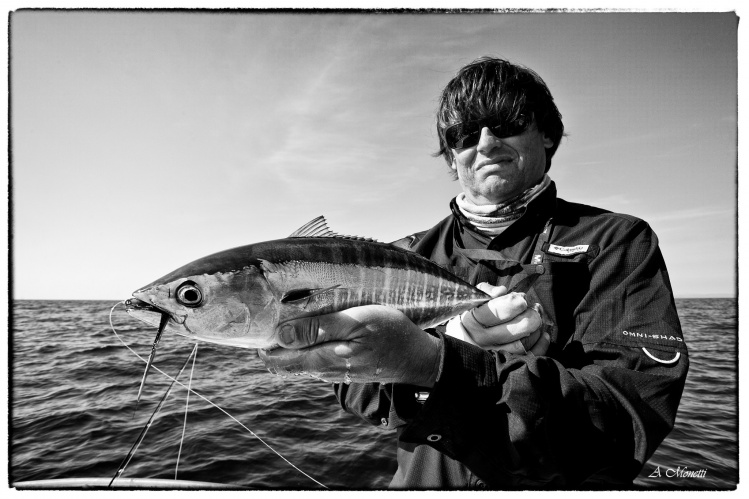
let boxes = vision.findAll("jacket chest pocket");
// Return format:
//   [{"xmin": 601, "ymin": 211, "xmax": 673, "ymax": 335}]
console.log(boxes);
[{"xmin": 527, "ymin": 261, "xmax": 590, "ymax": 353}]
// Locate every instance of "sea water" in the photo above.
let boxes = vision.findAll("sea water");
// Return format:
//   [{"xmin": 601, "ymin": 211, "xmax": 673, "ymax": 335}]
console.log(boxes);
[{"xmin": 9, "ymin": 299, "xmax": 737, "ymax": 490}]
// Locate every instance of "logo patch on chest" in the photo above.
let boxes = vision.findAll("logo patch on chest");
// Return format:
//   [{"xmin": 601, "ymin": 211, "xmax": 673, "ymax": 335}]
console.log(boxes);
[{"xmin": 545, "ymin": 244, "xmax": 590, "ymax": 256}]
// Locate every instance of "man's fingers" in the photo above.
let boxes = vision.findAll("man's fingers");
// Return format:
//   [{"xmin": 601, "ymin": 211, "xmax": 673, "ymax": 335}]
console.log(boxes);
[
  {"xmin": 529, "ymin": 332, "xmax": 551, "ymax": 356},
  {"xmin": 463, "ymin": 305, "xmax": 541, "ymax": 346},
  {"xmin": 491, "ymin": 328, "xmax": 542, "ymax": 354},
  {"xmin": 476, "ymin": 282, "xmax": 508, "ymax": 298},
  {"xmin": 276, "ymin": 312, "xmax": 363, "ymax": 350},
  {"xmin": 259, "ymin": 313, "xmax": 359, "ymax": 376},
  {"xmin": 259, "ymin": 305, "xmax": 434, "ymax": 384},
  {"xmin": 259, "ymin": 341, "xmax": 342, "ymax": 379},
  {"xmin": 471, "ymin": 292, "xmax": 528, "ymax": 326}
]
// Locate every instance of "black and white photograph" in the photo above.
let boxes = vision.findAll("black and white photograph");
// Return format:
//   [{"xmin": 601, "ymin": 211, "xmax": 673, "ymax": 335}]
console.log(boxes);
[{"xmin": 5, "ymin": 4, "xmax": 740, "ymax": 491}]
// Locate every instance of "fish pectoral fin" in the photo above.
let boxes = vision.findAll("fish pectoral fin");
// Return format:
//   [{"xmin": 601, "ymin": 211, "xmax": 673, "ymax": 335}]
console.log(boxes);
[{"xmin": 280, "ymin": 284, "xmax": 341, "ymax": 304}]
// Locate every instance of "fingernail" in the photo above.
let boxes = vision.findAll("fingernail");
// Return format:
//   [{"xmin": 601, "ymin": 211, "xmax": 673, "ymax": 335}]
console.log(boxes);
[{"xmin": 280, "ymin": 324, "xmax": 295, "ymax": 344}]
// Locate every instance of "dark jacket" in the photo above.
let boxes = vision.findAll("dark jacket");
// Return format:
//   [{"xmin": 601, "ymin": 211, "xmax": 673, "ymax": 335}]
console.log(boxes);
[{"xmin": 334, "ymin": 182, "xmax": 688, "ymax": 489}]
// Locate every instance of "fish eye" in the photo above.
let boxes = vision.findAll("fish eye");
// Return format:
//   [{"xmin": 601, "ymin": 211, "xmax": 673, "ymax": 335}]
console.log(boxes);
[{"xmin": 176, "ymin": 282, "xmax": 203, "ymax": 307}]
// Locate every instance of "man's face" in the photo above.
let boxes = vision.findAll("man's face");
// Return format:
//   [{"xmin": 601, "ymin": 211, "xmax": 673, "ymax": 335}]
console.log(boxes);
[{"xmin": 450, "ymin": 122, "xmax": 553, "ymax": 205}]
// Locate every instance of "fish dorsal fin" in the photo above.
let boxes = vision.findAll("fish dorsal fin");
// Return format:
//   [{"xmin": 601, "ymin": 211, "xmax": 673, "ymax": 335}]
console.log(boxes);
[{"xmin": 288, "ymin": 216, "xmax": 378, "ymax": 242}]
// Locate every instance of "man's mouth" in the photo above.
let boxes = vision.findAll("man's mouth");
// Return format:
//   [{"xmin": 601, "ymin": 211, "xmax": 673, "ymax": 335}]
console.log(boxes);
[{"xmin": 478, "ymin": 157, "xmax": 514, "ymax": 168}]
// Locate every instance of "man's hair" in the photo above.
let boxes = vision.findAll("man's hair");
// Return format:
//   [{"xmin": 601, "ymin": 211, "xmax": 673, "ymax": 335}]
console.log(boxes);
[{"xmin": 435, "ymin": 57, "xmax": 564, "ymax": 178}]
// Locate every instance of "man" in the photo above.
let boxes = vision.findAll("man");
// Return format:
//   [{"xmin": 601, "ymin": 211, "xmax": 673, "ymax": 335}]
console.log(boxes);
[{"xmin": 261, "ymin": 57, "xmax": 688, "ymax": 489}]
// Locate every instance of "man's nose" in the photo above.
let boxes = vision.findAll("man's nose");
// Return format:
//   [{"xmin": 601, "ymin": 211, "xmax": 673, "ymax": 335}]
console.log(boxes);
[{"xmin": 476, "ymin": 127, "xmax": 502, "ymax": 153}]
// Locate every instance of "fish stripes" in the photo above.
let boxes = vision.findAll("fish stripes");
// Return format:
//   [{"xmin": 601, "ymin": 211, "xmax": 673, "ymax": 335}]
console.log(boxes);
[{"xmin": 260, "ymin": 239, "xmax": 489, "ymax": 329}]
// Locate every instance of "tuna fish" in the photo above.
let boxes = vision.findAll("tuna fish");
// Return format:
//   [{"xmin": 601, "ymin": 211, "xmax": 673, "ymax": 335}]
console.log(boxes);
[{"xmin": 125, "ymin": 216, "xmax": 491, "ymax": 350}]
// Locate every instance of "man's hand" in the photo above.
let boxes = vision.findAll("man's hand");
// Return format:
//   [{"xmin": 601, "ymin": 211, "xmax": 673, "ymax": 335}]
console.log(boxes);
[
  {"xmin": 458, "ymin": 283, "xmax": 550, "ymax": 355},
  {"xmin": 258, "ymin": 305, "xmax": 441, "ymax": 387}
]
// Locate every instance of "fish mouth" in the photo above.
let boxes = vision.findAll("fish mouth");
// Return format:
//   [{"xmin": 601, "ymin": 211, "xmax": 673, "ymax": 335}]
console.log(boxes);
[
  {"xmin": 125, "ymin": 297, "xmax": 162, "ymax": 313},
  {"xmin": 127, "ymin": 292, "xmax": 188, "ymax": 325},
  {"xmin": 261, "ymin": 343, "xmax": 281, "ymax": 353},
  {"xmin": 125, "ymin": 297, "xmax": 181, "ymax": 330}
]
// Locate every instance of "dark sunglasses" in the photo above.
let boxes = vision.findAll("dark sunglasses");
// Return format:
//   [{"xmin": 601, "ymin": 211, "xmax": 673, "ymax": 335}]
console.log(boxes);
[{"xmin": 444, "ymin": 113, "xmax": 531, "ymax": 149}]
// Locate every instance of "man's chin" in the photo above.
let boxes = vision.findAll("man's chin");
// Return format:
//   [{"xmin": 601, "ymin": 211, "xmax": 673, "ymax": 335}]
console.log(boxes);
[{"xmin": 474, "ymin": 182, "xmax": 521, "ymax": 205}]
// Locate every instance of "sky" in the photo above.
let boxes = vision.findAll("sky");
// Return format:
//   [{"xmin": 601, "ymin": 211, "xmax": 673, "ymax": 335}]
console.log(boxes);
[{"xmin": 7, "ymin": 8, "xmax": 738, "ymax": 300}]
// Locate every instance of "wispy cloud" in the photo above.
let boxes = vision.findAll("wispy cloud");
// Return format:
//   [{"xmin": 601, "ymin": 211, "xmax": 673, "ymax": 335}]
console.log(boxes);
[
  {"xmin": 580, "ymin": 193, "xmax": 637, "ymax": 207},
  {"xmin": 645, "ymin": 206, "xmax": 735, "ymax": 224}
]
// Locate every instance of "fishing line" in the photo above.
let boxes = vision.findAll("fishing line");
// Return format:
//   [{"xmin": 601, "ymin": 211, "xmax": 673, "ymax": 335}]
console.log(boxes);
[
  {"xmin": 109, "ymin": 343, "xmax": 197, "ymax": 487},
  {"xmin": 108, "ymin": 301, "xmax": 328, "ymax": 489},
  {"xmin": 175, "ymin": 342, "xmax": 197, "ymax": 480},
  {"xmin": 134, "ymin": 312, "xmax": 170, "ymax": 414}
]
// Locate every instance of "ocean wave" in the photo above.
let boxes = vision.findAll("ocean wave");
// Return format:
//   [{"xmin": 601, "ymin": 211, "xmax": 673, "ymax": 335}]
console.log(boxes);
[{"xmin": 12, "ymin": 299, "xmax": 739, "ymax": 490}]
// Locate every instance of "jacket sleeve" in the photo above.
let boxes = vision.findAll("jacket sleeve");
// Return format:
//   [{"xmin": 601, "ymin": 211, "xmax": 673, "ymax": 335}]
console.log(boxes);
[
  {"xmin": 332, "ymin": 339, "xmax": 440, "ymax": 431},
  {"xmin": 392, "ymin": 219, "xmax": 688, "ymax": 488},
  {"xmin": 332, "ymin": 382, "xmax": 391, "ymax": 426}
]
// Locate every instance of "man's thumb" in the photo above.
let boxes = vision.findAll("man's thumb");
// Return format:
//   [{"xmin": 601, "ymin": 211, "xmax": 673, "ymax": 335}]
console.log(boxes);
[
  {"xmin": 276, "ymin": 318, "xmax": 318, "ymax": 349},
  {"xmin": 476, "ymin": 282, "xmax": 508, "ymax": 298},
  {"xmin": 276, "ymin": 314, "xmax": 349, "ymax": 349}
]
